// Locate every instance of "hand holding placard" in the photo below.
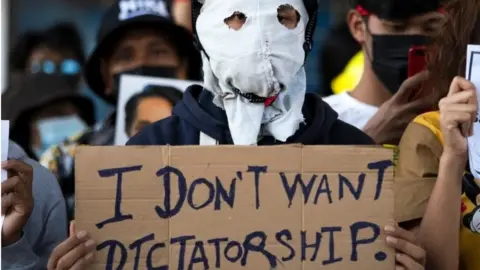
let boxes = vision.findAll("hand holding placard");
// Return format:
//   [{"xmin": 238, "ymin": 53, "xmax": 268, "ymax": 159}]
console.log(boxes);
[
  {"xmin": 1, "ymin": 160, "xmax": 35, "ymax": 246},
  {"xmin": 47, "ymin": 222, "xmax": 96, "ymax": 270}
]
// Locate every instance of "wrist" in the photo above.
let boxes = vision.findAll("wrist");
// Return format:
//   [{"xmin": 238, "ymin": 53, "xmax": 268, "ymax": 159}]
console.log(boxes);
[
  {"xmin": 440, "ymin": 150, "xmax": 467, "ymax": 173},
  {"xmin": 442, "ymin": 148, "xmax": 467, "ymax": 162}
]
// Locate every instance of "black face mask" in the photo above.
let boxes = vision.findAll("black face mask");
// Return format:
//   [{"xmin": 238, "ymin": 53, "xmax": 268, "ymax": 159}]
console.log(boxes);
[
  {"xmin": 107, "ymin": 66, "xmax": 178, "ymax": 104},
  {"xmin": 371, "ymin": 35, "xmax": 428, "ymax": 94}
]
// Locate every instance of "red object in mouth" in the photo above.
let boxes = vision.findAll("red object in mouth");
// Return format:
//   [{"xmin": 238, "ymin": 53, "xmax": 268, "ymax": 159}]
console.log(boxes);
[
  {"xmin": 355, "ymin": 5, "xmax": 369, "ymax": 16},
  {"xmin": 264, "ymin": 95, "xmax": 278, "ymax": 107}
]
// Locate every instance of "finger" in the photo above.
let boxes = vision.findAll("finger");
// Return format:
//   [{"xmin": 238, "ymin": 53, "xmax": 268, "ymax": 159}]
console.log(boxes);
[
  {"xmin": 395, "ymin": 266, "xmax": 406, "ymax": 270},
  {"xmin": 396, "ymin": 253, "xmax": 424, "ymax": 270},
  {"xmin": 385, "ymin": 225, "xmax": 417, "ymax": 245},
  {"xmin": 393, "ymin": 71, "xmax": 429, "ymax": 103},
  {"xmin": 1, "ymin": 193, "xmax": 13, "ymax": 215},
  {"xmin": 441, "ymin": 103, "xmax": 477, "ymax": 113},
  {"xmin": 70, "ymin": 221, "xmax": 76, "ymax": 236},
  {"xmin": 57, "ymin": 239, "xmax": 96, "ymax": 270},
  {"xmin": 386, "ymin": 236, "xmax": 426, "ymax": 263},
  {"xmin": 441, "ymin": 90, "xmax": 476, "ymax": 106},
  {"xmin": 443, "ymin": 103, "xmax": 477, "ymax": 135},
  {"xmin": 448, "ymin": 76, "xmax": 476, "ymax": 96},
  {"xmin": 445, "ymin": 112, "xmax": 473, "ymax": 131},
  {"xmin": 2, "ymin": 160, "xmax": 33, "ymax": 176},
  {"xmin": 47, "ymin": 231, "xmax": 89, "ymax": 270},
  {"xmin": 1, "ymin": 176, "xmax": 22, "ymax": 194},
  {"xmin": 70, "ymin": 252, "xmax": 95, "ymax": 270}
]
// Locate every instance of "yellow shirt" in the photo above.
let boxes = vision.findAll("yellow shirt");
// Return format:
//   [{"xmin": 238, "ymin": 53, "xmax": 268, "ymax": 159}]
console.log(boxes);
[{"xmin": 397, "ymin": 111, "xmax": 480, "ymax": 270}]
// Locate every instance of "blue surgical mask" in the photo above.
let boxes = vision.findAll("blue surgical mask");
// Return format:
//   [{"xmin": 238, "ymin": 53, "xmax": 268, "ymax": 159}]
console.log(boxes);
[{"xmin": 33, "ymin": 115, "xmax": 87, "ymax": 158}]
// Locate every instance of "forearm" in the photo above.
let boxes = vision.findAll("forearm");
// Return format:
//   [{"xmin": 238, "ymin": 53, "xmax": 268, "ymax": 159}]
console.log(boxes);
[
  {"xmin": 173, "ymin": 0, "xmax": 192, "ymax": 32},
  {"xmin": 419, "ymin": 153, "xmax": 465, "ymax": 270}
]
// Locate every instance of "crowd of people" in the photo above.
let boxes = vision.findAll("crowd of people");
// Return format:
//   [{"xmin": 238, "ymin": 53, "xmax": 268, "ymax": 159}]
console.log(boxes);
[{"xmin": 1, "ymin": 0, "xmax": 480, "ymax": 269}]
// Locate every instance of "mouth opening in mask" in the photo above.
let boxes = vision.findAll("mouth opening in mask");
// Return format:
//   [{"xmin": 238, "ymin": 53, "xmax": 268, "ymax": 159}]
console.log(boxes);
[{"xmin": 228, "ymin": 81, "xmax": 285, "ymax": 107}]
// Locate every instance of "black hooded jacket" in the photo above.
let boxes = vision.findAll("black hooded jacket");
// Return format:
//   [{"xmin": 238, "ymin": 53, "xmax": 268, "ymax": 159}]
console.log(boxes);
[{"xmin": 127, "ymin": 85, "xmax": 373, "ymax": 146}]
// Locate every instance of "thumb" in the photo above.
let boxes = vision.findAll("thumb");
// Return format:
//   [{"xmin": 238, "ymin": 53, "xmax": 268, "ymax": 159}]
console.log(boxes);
[
  {"xmin": 69, "ymin": 221, "xmax": 76, "ymax": 236},
  {"xmin": 392, "ymin": 71, "xmax": 429, "ymax": 104}
]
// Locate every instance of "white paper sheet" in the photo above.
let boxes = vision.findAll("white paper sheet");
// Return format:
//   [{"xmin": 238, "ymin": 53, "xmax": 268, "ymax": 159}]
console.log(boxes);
[
  {"xmin": 466, "ymin": 45, "xmax": 480, "ymax": 178},
  {"xmin": 1, "ymin": 120, "xmax": 9, "ymax": 182},
  {"xmin": 1, "ymin": 120, "xmax": 9, "ymax": 237}
]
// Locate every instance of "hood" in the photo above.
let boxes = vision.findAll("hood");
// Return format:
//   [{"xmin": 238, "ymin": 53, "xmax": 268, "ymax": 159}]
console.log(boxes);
[{"xmin": 173, "ymin": 85, "xmax": 339, "ymax": 145}]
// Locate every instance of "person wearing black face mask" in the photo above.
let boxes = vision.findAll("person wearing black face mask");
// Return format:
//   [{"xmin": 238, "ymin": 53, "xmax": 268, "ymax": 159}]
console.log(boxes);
[
  {"xmin": 323, "ymin": 0, "xmax": 445, "ymax": 143},
  {"xmin": 38, "ymin": 0, "xmax": 201, "ymax": 221}
]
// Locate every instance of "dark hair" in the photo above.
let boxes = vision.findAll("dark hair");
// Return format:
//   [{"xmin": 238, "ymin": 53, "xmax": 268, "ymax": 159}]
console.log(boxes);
[
  {"xmin": 124, "ymin": 85, "xmax": 183, "ymax": 135},
  {"xmin": 10, "ymin": 22, "xmax": 85, "ymax": 72},
  {"xmin": 157, "ymin": 29, "xmax": 202, "ymax": 81},
  {"xmin": 427, "ymin": 0, "xmax": 480, "ymax": 106},
  {"xmin": 9, "ymin": 96, "xmax": 94, "ymax": 161},
  {"xmin": 319, "ymin": 21, "xmax": 361, "ymax": 96}
]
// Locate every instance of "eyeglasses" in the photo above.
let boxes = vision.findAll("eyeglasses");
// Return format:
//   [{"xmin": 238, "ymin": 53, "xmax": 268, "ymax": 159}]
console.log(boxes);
[{"xmin": 30, "ymin": 59, "xmax": 81, "ymax": 75}]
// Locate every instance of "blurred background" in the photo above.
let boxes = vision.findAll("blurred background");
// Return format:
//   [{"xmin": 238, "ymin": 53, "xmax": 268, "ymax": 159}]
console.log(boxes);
[{"xmin": 3, "ymin": 0, "xmax": 355, "ymax": 121}]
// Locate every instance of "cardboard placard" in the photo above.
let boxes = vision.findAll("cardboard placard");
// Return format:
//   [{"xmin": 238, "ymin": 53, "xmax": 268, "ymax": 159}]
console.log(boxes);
[{"xmin": 75, "ymin": 145, "xmax": 395, "ymax": 270}]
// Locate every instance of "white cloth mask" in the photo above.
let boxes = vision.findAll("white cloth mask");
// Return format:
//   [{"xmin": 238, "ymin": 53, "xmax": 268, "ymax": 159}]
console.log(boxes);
[{"xmin": 196, "ymin": 0, "xmax": 308, "ymax": 145}]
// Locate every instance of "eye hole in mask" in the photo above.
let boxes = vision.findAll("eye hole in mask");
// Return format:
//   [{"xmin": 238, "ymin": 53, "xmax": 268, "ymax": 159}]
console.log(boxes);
[
  {"xmin": 224, "ymin": 11, "xmax": 247, "ymax": 30},
  {"xmin": 277, "ymin": 4, "xmax": 300, "ymax": 29}
]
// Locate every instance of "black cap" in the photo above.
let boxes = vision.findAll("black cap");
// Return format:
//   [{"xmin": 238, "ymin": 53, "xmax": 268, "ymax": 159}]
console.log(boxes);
[
  {"xmin": 2, "ymin": 74, "xmax": 95, "ymax": 128},
  {"xmin": 356, "ymin": 0, "xmax": 441, "ymax": 20},
  {"xmin": 84, "ymin": 0, "xmax": 194, "ymax": 102}
]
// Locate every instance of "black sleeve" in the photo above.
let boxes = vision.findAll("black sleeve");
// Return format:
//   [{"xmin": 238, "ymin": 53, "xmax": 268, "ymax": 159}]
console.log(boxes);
[{"xmin": 328, "ymin": 120, "xmax": 375, "ymax": 145}]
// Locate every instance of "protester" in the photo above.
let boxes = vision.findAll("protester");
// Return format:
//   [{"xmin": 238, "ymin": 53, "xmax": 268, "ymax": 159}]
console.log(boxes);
[
  {"xmin": 318, "ymin": 21, "xmax": 361, "ymax": 96},
  {"xmin": 125, "ymin": 85, "xmax": 183, "ymax": 137},
  {"xmin": 10, "ymin": 22, "xmax": 85, "ymax": 87},
  {"xmin": 39, "ymin": 0, "xmax": 201, "ymax": 220},
  {"xmin": 127, "ymin": 0, "xmax": 373, "ymax": 146},
  {"xmin": 323, "ymin": 0, "xmax": 444, "ymax": 142},
  {"xmin": 2, "ymin": 74, "xmax": 94, "ymax": 160},
  {"xmin": 396, "ymin": 0, "xmax": 480, "ymax": 269},
  {"xmin": 126, "ymin": 0, "xmax": 426, "ymax": 268},
  {"xmin": 2, "ymin": 141, "xmax": 67, "ymax": 269}
]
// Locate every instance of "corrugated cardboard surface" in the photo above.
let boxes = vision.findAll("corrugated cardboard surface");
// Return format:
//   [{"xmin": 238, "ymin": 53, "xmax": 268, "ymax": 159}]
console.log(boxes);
[{"xmin": 75, "ymin": 145, "xmax": 395, "ymax": 270}]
